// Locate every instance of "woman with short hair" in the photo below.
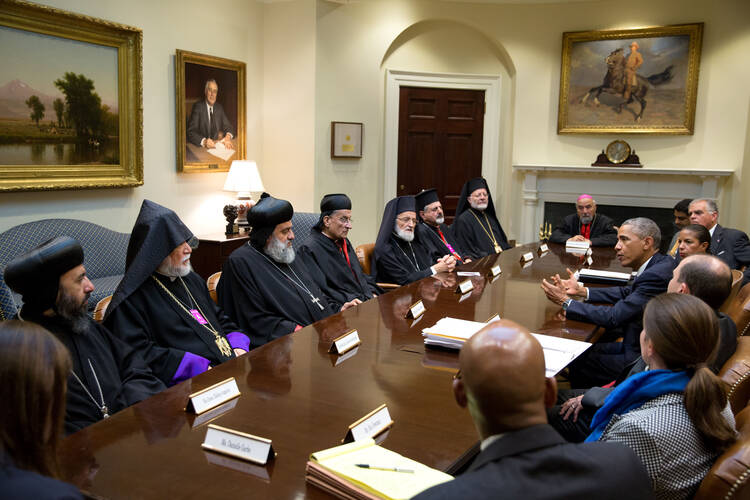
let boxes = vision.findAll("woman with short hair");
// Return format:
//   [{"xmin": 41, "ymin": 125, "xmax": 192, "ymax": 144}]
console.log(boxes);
[
  {"xmin": 677, "ymin": 223, "xmax": 711, "ymax": 260},
  {"xmin": 587, "ymin": 293, "xmax": 736, "ymax": 500},
  {"xmin": 0, "ymin": 320, "xmax": 82, "ymax": 499}
]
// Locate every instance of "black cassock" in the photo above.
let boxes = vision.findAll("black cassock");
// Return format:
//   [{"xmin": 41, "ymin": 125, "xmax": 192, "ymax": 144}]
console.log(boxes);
[
  {"xmin": 416, "ymin": 222, "xmax": 469, "ymax": 262},
  {"xmin": 299, "ymin": 230, "xmax": 381, "ymax": 305},
  {"xmin": 218, "ymin": 243, "xmax": 336, "ymax": 348},
  {"xmin": 21, "ymin": 311, "xmax": 165, "ymax": 435},
  {"xmin": 105, "ymin": 272, "xmax": 245, "ymax": 386},
  {"xmin": 549, "ymin": 213, "xmax": 618, "ymax": 247},
  {"xmin": 374, "ymin": 234, "xmax": 434, "ymax": 285},
  {"xmin": 452, "ymin": 208, "xmax": 511, "ymax": 260}
]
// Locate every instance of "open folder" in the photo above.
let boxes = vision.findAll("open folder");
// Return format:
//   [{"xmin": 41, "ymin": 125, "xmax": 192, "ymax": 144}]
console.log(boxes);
[{"xmin": 306, "ymin": 438, "xmax": 453, "ymax": 500}]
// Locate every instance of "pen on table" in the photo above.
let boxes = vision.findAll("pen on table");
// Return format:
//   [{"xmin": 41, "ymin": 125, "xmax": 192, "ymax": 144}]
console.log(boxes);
[{"xmin": 355, "ymin": 463, "xmax": 415, "ymax": 473}]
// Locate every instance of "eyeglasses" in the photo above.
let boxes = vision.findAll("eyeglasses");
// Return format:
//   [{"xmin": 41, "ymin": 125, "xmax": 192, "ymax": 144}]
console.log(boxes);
[
  {"xmin": 336, "ymin": 216, "xmax": 353, "ymax": 224},
  {"xmin": 396, "ymin": 216, "xmax": 417, "ymax": 225}
]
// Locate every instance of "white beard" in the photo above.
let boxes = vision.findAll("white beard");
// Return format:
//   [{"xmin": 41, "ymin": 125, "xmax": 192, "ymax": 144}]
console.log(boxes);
[
  {"xmin": 469, "ymin": 200, "xmax": 488, "ymax": 211},
  {"xmin": 580, "ymin": 215, "xmax": 593, "ymax": 224},
  {"xmin": 156, "ymin": 259, "xmax": 192, "ymax": 278},
  {"xmin": 435, "ymin": 216, "xmax": 445, "ymax": 225},
  {"xmin": 394, "ymin": 224, "xmax": 415, "ymax": 242},
  {"xmin": 265, "ymin": 236, "xmax": 295, "ymax": 264}
]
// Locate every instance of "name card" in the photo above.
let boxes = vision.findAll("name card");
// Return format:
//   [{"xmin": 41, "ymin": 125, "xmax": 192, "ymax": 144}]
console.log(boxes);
[
  {"xmin": 406, "ymin": 299, "xmax": 425, "ymax": 319},
  {"xmin": 332, "ymin": 346, "xmax": 359, "ymax": 366},
  {"xmin": 190, "ymin": 397, "xmax": 239, "ymax": 428},
  {"xmin": 486, "ymin": 313, "xmax": 501, "ymax": 323},
  {"xmin": 455, "ymin": 279, "xmax": 474, "ymax": 294},
  {"xmin": 489, "ymin": 264, "xmax": 502, "ymax": 277},
  {"xmin": 329, "ymin": 329, "xmax": 361, "ymax": 355},
  {"xmin": 538, "ymin": 243, "xmax": 549, "ymax": 255},
  {"xmin": 520, "ymin": 251, "xmax": 534, "ymax": 263},
  {"xmin": 456, "ymin": 271, "xmax": 480, "ymax": 277},
  {"xmin": 201, "ymin": 424, "xmax": 275, "ymax": 465},
  {"xmin": 186, "ymin": 378, "xmax": 241, "ymax": 415},
  {"xmin": 343, "ymin": 404, "xmax": 394, "ymax": 443},
  {"xmin": 586, "ymin": 255, "xmax": 593, "ymax": 266}
]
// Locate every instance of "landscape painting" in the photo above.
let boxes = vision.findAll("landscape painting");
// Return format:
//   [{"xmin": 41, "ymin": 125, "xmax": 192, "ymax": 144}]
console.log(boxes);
[
  {"xmin": 0, "ymin": 0, "xmax": 142, "ymax": 191},
  {"xmin": 558, "ymin": 23, "xmax": 703, "ymax": 135}
]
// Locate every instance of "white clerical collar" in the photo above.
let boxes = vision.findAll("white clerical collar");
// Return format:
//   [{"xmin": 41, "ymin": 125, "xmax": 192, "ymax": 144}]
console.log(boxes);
[
  {"xmin": 636, "ymin": 255, "xmax": 654, "ymax": 277},
  {"xmin": 709, "ymin": 224, "xmax": 717, "ymax": 237},
  {"xmin": 480, "ymin": 433, "xmax": 505, "ymax": 451}
]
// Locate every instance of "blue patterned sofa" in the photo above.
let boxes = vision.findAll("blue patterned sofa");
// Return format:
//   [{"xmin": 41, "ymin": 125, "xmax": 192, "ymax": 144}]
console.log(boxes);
[
  {"xmin": 0, "ymin": 219, "xmax": 129, "ymax": 320},
  {"xmin": 290, "ymin": 211, "xmax": 320, "ymax": 251}
]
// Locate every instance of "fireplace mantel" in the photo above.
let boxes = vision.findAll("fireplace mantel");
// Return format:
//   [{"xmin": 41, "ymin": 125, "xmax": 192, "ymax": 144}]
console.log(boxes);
[{"xmin": 512, "ymin": 164, "xmax": 733, "ymax": 244}]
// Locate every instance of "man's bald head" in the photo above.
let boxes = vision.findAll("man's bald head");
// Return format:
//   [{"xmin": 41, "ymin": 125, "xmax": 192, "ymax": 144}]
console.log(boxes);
[
  {"xmin": 668, "ymin": 254, "xmax": 732, "ymax": 310},
  {"xmin": 454, "ymin": 320, "xmax": 555, "ymax": 439}
]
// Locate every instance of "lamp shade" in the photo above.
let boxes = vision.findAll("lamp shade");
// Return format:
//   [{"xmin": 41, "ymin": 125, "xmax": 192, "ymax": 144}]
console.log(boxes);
[{"xmin": 223, "ymin": 160, "xmax": 264, "ymax": 197}]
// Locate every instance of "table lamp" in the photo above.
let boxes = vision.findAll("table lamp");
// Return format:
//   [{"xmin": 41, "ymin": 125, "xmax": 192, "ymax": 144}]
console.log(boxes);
[{"xmin": 223, "ymin": 160, "xmax": 264, "ymax": 233}]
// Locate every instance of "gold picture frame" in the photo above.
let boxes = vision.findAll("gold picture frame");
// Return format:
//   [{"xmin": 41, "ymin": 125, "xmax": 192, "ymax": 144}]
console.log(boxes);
[
  {"xmin": 558, "ymin": 23, "xmax": 703, "ymax": 135},
  {"xmin": 0, "ymin": 0, "xmax": 143, "ymax": 192},
  {"xmin": 176, "ymin": 50, "xmax": 246, "ymax": 173}
]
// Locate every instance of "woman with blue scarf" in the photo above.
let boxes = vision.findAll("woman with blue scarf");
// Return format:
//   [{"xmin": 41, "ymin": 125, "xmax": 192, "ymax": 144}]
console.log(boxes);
[{"xmin": 586, "ymin": 293, "xmax": 736, "ymax": 499}]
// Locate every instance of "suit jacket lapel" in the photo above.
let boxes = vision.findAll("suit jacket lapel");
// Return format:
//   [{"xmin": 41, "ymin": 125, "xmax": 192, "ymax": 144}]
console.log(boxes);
[{"xmin": 467, "ymin": 425, "xmax": 566, "ymax": 472}]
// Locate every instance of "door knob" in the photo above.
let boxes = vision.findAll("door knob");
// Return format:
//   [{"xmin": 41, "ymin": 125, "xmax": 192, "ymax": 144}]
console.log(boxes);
[{"xmin": 400, "ymin": 184, "xmax": 405, "ymax": 190}]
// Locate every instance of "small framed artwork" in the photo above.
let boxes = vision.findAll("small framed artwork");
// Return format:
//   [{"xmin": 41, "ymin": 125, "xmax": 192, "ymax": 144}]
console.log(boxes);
[
  {"xmin": 176, "ymin": 50, "xmax": 246, "ymax": 173},
  {"xmin": 558, "ymin": 23, "xmax": 703, "ymax": 135},
  {"xmin": 0, "ymin": 0, "xmax": 143, "ymax": 191},
  {"xmin": 331, "ymin": 121, "xmax": 363, "ymax": 158}
]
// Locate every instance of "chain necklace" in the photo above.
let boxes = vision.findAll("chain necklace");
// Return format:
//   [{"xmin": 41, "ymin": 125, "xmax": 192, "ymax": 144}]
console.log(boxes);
[
  {"xmin": 394, "ymin": 234, "xmax": 420, "ymax": 270},
  {"xmin": 71, "ymin": 359, "xmax": 109, "ymax": 419},
  {"xmin": 150, "ymin": 275, "xmax": 233, "ymax": 357},
  {"xmin": 469, "ymin": 209, "xmax": 502, "ymax": 253},
  {"xmin": 252, "ymin": 244, "xmax": 325, "ymax": 311}
]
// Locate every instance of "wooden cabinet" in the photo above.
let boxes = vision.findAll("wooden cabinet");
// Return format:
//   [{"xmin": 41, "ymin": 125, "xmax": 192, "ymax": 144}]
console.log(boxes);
[{"xmin": 190, "ymin": 232, "xmax": 249, "ymax": 280}]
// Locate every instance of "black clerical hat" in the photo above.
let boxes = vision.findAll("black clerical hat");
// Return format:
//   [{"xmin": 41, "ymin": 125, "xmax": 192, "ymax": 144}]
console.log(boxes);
[
  {"xmin": 248, "ymin": 193, "xmax": 294, "ymax": 249},
  {"xmin": 396, "ymin": 196, "xmax": 416, "ymax": 215},
  {"xmin": 105, "ymin": 199, "xmax": 194, "ymax": 321},
  {"xmin": 4, "ymin": 236, "xmax": 84, "ymax": 314},
  {"xmin": 320, "ymin": 193, "xmax": 351, "ymax": 212},
  {"xmin": 415, "ymin": 189, "xmax": 439, "ymax": 211},
  {"xmin": 374, "ymin": 195, "xmax": 417, "ymax": 256},
  {"xmin": 455, "ymin": 177, "xmax": 497, "ymax": 219}
]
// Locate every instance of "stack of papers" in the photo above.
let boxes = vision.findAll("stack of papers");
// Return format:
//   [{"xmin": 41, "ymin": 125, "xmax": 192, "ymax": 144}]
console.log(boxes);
[
  {"xmin": 422, "ymin": 318, "xmax": 591, "ymax": 376},
  {"xmin": 306, "ymin": 438, "xmax": 453, "ymax": 500},
  {"xmin": 576, "ymin": 268, "xmax": 633, "ymax": 285},
  {"xmin": 565, "ymin": 240, "xmax": 591, "ymax": 253}
]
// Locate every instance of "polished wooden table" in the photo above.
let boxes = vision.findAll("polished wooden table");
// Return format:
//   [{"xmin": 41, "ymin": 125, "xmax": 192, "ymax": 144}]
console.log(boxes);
[{"xmin": 59, "ymin": 242, "xmax": 626, "ymax": 499}]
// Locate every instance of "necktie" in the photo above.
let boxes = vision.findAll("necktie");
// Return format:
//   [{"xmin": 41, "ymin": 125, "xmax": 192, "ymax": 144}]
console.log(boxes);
[
  {"xmin": 437, "ymin": 228, "xmax": 463, "ymax": 262},
  {"xmin": 209, "ymin": 107, "xmax": 216, "ymax": 139}
]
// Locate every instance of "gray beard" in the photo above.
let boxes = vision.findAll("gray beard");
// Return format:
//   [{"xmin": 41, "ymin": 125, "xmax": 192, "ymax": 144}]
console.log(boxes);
[
  {"xmin": 266, "ymin": 237, "xmax": 295, "ymax": 264},
  {"xmin": 156, "ymin": 260, "xmax": 192, "ymax": 278},
  {"xmin": 469, "ymin": 201, "xmax": 488, "ymax": 211},
  {"xmin": 580, "ymin": 215, "xmax": 593, "ymax": 225},
  {"xmin": 435, "ymin": 216, "xmax": 445, "ymax": 225},
  {"xmin": 394, "ymin": 225, "xmax": 414, "ymax": 242},
  {"xmin": 57, "ymin": 292, "xmax": 90, "ymax": 335}
]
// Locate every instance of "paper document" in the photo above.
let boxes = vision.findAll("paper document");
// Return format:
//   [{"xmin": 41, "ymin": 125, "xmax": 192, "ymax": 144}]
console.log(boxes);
[
  {"xmin": 308, "ymin": 438, "xmax": 453, "ymax": 500},
  {"xmin": 530, "ymin": 333, "xmax": 591, "ymax": 377},
  {"xmin": 576, "ymin": 268, "xmax": 632, "ymax": 284},
  {"xmin": 207, "ymin": 142, "xmax": 235, "ymax": 161},
  {"xmin": 566, "ymin": 240, "xmax": 591, "ymax": 250}
]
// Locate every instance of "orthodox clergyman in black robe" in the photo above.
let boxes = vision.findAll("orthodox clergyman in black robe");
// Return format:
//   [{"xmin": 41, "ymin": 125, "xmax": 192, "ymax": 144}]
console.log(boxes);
[
  {"xmin": 452, "ymin": 177, "xmax": 511, "ymax": 260},
  {"xmin": 4, "ymin": 236, "xmax": 165, "ymax": 434},
  {"xmin": 219, "ymin": 194, "xmax": 360, "ymax": 348},
  {"xmin": 105, "ymin": 200, "xmax": 249, "ymax": 386},
  {"xmin": 374, "ymin": 196, "xmax": 456, "ymax": 285},
  {"xmin": 414, "ymin": 188, "xmax": 471, "ymax": 264},
  {"xmin": 298, "ymin": 193, "xmax": 381, "ymax": 305},
  {"xmin": 549, "ymin": 194, "xmax": 617, "ymax": 247}
]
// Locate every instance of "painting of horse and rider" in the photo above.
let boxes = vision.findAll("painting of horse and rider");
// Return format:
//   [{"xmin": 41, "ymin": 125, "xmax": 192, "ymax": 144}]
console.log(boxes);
[{"xmin": 558, "ymin": 23, "xmax": 703, "ymax": 134}]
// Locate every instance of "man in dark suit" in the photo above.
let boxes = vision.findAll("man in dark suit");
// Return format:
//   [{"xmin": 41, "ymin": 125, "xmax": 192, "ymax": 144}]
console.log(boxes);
[
  {"xmin": 549, "ymin": 254, "xmax": 736, "ymax": 442},
  {"xmin": 541, "ymin": 217, "xmax": 675, "ymax": 387},
  {"xmin": 549, "ymin": 194, "xmax": 617, "ymax": 247},
  {"xmin": 186, "ymin": 79, "xmax": 235, "ymax": 149},
  {"xmin": 689, "ymin": 198, "xmax": 750, "ymax": 284},
  {"xmin": 413, "ymin": 320, "xmax": 652, "ymax": 500}
]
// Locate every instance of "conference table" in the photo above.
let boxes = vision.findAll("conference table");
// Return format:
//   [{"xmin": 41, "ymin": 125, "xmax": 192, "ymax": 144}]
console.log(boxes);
[{"xmin": 59, "ymin": 242, "xmax": 627, "ymax": 499}]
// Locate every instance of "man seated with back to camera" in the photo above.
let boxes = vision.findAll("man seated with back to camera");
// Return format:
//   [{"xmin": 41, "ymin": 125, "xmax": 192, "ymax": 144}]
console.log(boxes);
[
  {"xmin": 541, "ymin": 217, "xmax": 675, "ymax": 388},
  {"xmin": 549, "ymin": 254, "xmax": 737, "ymax": 443},
  {"xmin": 413, "ymin": 320, "xmax": 653, "ymax": 500}
]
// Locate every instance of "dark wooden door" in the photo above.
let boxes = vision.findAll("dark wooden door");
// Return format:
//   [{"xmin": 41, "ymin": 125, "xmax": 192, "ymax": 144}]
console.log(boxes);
[{"xmin": 397, "ymin": 86, "xmax": 485, "ymax": 223}]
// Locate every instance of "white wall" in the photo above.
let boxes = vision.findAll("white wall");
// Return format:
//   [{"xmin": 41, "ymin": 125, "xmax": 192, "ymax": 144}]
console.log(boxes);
[{"xmin": 0, "ymin": 0, "xmax": 264, "ymax": 236}]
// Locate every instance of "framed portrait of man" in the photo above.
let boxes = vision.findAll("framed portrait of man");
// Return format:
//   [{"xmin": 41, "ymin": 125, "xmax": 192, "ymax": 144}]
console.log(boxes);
[{"xmin": 176, "ymin": 50, "xmax": 246, "ymax": 172}]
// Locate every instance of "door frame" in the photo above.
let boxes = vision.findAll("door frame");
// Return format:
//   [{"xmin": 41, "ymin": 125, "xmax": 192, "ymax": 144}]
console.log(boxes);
[{"xmin": 384, "ymin": 69, "xmax": 502, "ymax": 204}]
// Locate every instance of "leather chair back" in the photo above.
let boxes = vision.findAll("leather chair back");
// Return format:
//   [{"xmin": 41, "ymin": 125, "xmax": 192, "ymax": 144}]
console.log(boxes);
[
  {"xmin": 207, "ymin": 272, "xmax": 221, "ymax": 305},
  {"xmin": 93, "ymin": 295, "xmax": 112, "ymax": 323},
  {"xmin": 355, "ymin": 243, "xmax": 374, "ymax": 275},
  {"xmin": 720, "ymin": 269, "xmax": 745, "ymax": 314},
  {"xmin": 726, "ymin": 282, "xmax": 750, "ymax": 337},
  {"xmin": 720, "ymin": 336, "xmax": 750, "ymax": 414}
]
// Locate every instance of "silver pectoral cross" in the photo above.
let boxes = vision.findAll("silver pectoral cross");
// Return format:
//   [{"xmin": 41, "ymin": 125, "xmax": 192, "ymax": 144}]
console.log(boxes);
[{"xmin": 311, "ymin": 295, "xmax": 325, "ymax": 310}]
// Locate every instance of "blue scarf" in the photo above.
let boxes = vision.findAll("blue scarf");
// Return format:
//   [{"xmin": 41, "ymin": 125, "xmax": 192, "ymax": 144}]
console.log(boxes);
[{"xmin": 585, "ymin": 369, "xmax": 690, "ymax": 442}]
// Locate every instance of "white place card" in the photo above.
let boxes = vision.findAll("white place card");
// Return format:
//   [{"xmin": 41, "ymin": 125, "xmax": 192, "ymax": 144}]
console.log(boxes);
[
  {"xmin": 486, "ymin": 313, "xmax": 501, "ymax": 323},
  {"xmin": 329, "ymin": 329, "xmax": 361, "ymax": 355},
  {"xmin": 190, "ymin": 397, "xmax": 239, "ymax": 428},
  {"xmin": 586, "ymin": 255, "xmax": 594, "ymax": 266},
  {"xmin": 186, "ymin": 378, "xmax": 241, "ymax": 415},
  {"xmin": 455, "ymin": 279, "xmax": 474, "ymax": 294},
  {"xmin": 343, "ymin": 404, "xmax": 394, "ymax": 443},
  {"xmin": 201, "ymin": 424, "xmax": 275, "ymax": 465},
  {"xmin": 520, "ymin": 251, "xmax": 534, "ymax": 263},
  {"xmin": 538, "ymin": 243, "xmax": 549, "ymax": 254},
  {"xmin": 456, "ymin": 271, "xmax": 480, "ymax": 277},
  {"xmin": 489, "ymin": 264, "xmax": 502, "ymax": 277},
  {"xmin": 406, "ymin": 299, "xmax": 425, "ymax": 319}
]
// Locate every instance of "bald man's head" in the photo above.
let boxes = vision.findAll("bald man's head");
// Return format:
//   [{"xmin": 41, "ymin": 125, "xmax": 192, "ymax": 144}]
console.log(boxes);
[
  {"xmin": 668, "ymin": 254, "xmax": 732, "ymax": 310},
  {"xmin": 453, "ymin": 320, "xmax": 555, "ymax": 439}
]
